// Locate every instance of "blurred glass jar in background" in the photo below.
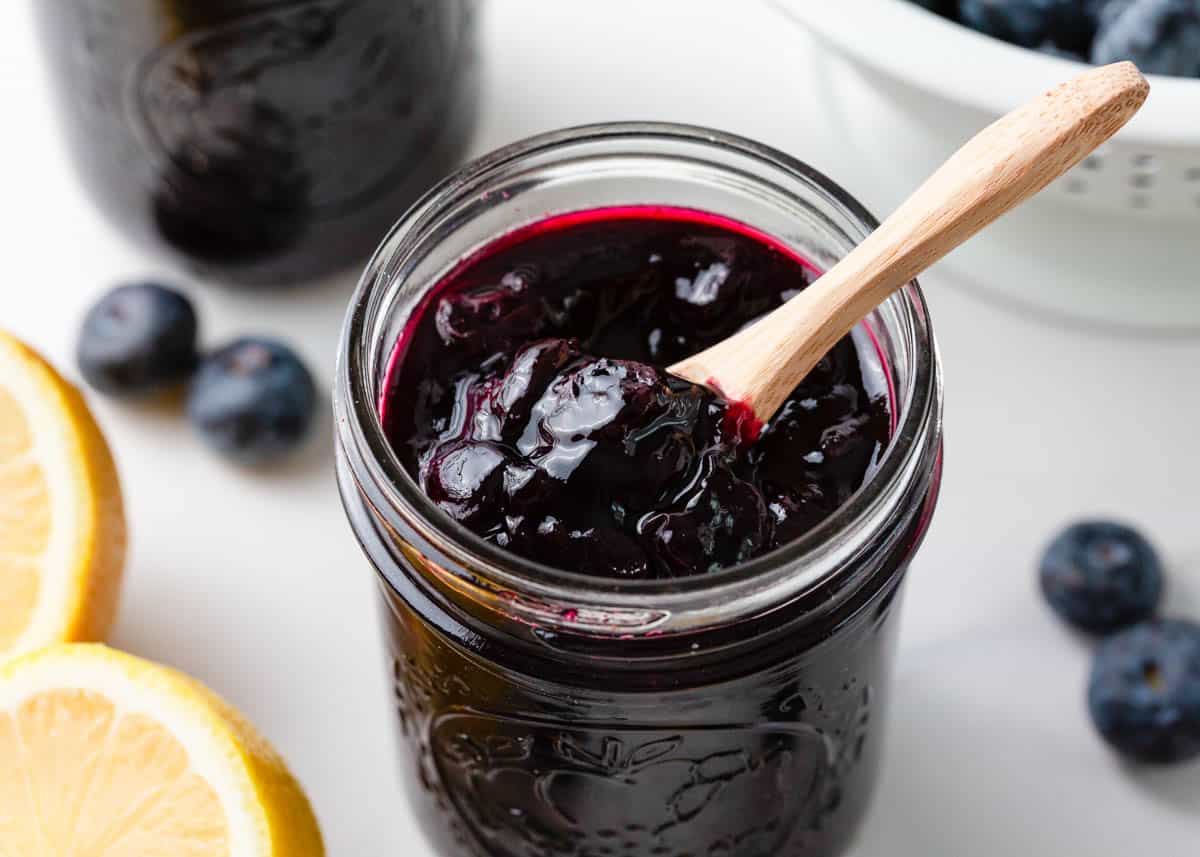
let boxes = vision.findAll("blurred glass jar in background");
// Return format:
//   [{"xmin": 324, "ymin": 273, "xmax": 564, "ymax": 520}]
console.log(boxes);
[{"xmin": 35, "ymin": 0, "xmax": 478, "ymax": 287}]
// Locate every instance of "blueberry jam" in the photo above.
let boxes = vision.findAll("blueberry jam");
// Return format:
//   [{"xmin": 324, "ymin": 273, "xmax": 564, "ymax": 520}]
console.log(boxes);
[{"xmin": 381, "ymin": 207, "xmax": 891, "ymax": 579}]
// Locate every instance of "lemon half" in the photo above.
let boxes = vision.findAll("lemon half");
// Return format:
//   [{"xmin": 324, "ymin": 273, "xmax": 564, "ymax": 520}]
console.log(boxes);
[
  {"xmin": 0, "ymin": 331, "xmax": 126, "ymax": 659},
  {"xmin": 0, "ymin": 643, "xmax": 324, "ymax": 856}
]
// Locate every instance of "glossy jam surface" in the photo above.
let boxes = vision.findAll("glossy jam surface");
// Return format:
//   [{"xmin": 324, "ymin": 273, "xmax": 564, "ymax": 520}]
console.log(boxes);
[{"xmin": 382, "ymin": 208, "xmax": 889, "ymax": 579}]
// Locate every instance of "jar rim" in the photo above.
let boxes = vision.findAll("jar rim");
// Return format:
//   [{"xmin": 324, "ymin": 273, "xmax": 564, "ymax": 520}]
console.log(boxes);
[{"xmin": 335, "ymin": 122, "xmax": 942, "ymax": 629}]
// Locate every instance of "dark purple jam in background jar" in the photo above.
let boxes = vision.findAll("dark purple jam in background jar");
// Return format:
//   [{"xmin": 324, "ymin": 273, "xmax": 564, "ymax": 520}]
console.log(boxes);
[
  {"xmin": 34, "ymin": 0, "xmax": 478, "ymax": 286},
  {"xmin": 335, "ymin": 125, "xmax": 944, "ymax": 857}
]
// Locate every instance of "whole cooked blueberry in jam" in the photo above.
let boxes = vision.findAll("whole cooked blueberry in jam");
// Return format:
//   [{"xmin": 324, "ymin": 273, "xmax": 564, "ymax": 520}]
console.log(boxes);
[{"xmin": 381, "ymin": 208, "xmax": 890, "ymax": 579}]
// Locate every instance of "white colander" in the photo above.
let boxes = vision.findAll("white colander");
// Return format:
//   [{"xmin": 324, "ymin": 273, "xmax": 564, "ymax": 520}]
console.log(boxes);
[{"xmin": 773, "ymin": 0, "xmax": 1200, "ymax": 329}]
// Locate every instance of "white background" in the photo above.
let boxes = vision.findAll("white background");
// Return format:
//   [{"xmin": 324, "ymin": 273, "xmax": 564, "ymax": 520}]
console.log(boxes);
[{"xmin": 2, "ymin": 1, "xmax": 1199, "ymax": 854}]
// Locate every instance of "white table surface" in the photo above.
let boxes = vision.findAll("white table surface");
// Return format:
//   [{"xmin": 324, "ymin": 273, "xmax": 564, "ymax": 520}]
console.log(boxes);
[{"xmin": 3, "ymin": 2, "xmax": 1199, "ymax": 854}]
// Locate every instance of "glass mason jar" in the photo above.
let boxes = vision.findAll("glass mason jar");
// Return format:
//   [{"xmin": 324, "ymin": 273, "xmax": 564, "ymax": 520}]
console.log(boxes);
[
  {"xmin": 34, "ymin": 0, "xmax": 478, "ymax": 287},
  {"xmin": 335, "ymin": 124, "xmax": 944, "ymax": 857}
]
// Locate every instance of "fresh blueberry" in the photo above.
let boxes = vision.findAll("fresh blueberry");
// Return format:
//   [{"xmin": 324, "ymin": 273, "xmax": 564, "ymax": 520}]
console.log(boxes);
[
  {"xmin": 1088, "ymin": 619, "xmax": 1200, "ymax": 764},
  {"xmin": 187, "ymin": 338, "xmax": 316, "ymax": 464},
  {"xmin": 76, "ymin": 282, "xmax": 198, "ymax": 396},
  {"xmin": 1052, "ymin": 0, "xmax": 1110, "ymax": 51},
  {"xmin": 958, "ymin": 0, "xmax": 1086, "ymax": 47},
  {"xmin": 1092, "ymin": 0, "xmax": 1200, "ymax": 77},
  {"xmin": 1039, "ymin": 520, "xmax": 1163, "ymax": 633}
]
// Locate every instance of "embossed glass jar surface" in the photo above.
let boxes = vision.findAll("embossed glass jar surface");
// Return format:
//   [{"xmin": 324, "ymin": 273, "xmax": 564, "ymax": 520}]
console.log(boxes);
[
  {"xmin": 35, "ymin": 0, "xmax": 477, "ymax": 287},
  {"xmin": 335, "ymin": 124, "xmax": 944, "ymax": 857}
]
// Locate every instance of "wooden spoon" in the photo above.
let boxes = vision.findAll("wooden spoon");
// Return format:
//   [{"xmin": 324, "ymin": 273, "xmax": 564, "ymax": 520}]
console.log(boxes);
[{"xmin": 669, "ymin": 61, "xmax": 1149, "ymax": 433}]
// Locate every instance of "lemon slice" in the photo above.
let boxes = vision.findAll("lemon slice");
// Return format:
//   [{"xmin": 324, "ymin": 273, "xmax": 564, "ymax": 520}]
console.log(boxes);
[
  {"xmin": 0, "ymin": 643, "xmax": 325, "ymax": 856},
  {"xmin": 0, "ymin": 331, "xmax": 126, "ymax": 659}
]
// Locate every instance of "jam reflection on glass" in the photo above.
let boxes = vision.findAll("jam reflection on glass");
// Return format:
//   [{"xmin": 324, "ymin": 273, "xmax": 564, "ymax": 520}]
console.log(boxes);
[{"xmin": 381, "ymin": 207, "xmax": 891, "ymax": 579}]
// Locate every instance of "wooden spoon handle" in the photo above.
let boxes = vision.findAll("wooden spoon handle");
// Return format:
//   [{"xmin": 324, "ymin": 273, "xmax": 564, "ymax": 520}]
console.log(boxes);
[{"xmin": 669, "ymin": 61, "xmax": 1149, "ymax": 422}]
